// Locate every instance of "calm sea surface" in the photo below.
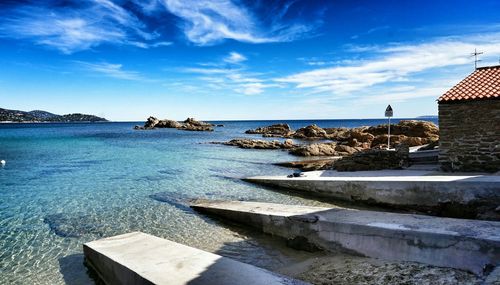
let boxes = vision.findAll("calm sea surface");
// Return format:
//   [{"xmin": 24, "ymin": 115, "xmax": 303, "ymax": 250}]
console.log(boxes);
[{"xmin": 0, "ymin": 118, "xmax": 437, "ymax": 284}]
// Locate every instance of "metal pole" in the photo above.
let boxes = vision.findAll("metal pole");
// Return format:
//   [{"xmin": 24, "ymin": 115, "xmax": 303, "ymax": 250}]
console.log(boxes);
[{"xmin": 387, "ymin": 117, "xmax": 391, "ymax": 149}]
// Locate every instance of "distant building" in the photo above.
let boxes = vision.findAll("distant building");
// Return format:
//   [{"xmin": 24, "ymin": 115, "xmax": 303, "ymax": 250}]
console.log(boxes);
[{"xmin": 438, "ymin": 65, "xmax": 500, "ymax": 172}]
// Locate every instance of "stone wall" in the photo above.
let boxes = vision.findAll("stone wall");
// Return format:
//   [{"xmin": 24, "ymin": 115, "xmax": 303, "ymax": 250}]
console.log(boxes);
[{"xmin": 438, "ymin": 99, "xmax": 500, "ymax": 172}]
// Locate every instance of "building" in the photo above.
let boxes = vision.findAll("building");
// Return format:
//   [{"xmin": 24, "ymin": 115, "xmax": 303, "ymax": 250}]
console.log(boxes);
[{"xmin": 438, "ymin": 65, "xmax": 500, "ymax": 172}]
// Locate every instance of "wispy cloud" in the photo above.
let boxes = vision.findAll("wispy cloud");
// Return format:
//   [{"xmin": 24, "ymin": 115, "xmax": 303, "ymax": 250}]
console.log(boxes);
[
  {"xmin": 0, "ymin": 0, "xmax": 323, "ymax": 52},
  {"xmin": 277, "ymin": 32, "xmax": 500, "ymax": 96},
  {"xmin": 77, "ymin": 61, "xmax": 145, "ymax": 81},
  {"xmin": 182, "ymin": 53, "xmax": 279, "ymax": 95},
  {"xmin": 159, "ymin": 0, "xmax": 320, "ymax": 45},
  {"xmin": 224, "ymin": 52, "xmax": 247, "ymax": 64},
  {"xmin": 0, "ymin": 0, "xmax": 168, "ymax": 53}
]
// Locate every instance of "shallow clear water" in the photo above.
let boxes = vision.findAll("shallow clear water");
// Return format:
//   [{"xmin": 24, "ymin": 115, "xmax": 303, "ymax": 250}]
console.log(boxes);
[{"xmin": 0, "ymin": 119, "xmax": 437, "ymax": 284}]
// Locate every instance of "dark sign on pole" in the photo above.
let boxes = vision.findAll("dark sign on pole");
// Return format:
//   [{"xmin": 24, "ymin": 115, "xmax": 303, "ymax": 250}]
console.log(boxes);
[{"xmin": 385, "ymin": 105, "xmax": 393, "ymax": 117}]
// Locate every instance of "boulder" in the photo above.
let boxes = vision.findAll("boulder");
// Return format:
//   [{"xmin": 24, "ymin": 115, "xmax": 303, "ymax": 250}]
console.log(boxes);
[
  {"xmin": 292, "ymin": 124, "xmax": 328, "ymax": 139},
  {"xmin": 334, "ymin": 149, "xmax": 409, "ymax": 172},
  {"xmin": 214, "ymin": 139, "xmax": 296, "ymax": 149},
  {"xmin": 366, "ymin": 120, "xmax": 438, "ymax": 139},
  {"xmin": 289, "ymin": 142, "xmax": 338, "ymax": 156},
  {"xmin": 183, "ymin": 117, "xmax": 214, "ymax": 127},
  {"xmin": 156, "ymin": 119, "xmax": 183, "ymax": 128},
  {"xmin": 245, "ymin": 124, "xmax": 293, "ymax": 136},
  {"xmin": 144, "ymin": 116, "xmax": 160, "ymax": 129}
]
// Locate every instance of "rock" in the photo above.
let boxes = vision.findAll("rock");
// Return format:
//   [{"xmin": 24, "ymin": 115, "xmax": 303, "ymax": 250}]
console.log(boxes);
[
  {"xmin": 334, "ymin": 145, "xmax": 358, "ymax": 155},
  {"xmin": 245, "ymin": 124, "xmax": 293, "ymax": 136},
  {"xmin": 323, "ymin": 127, "xmax": 351, "ymax": 140},
  {"xmin": 180, "ymin": 118, "xmax": 214, "ymax": 131},
  {"xmin": 183, "ymin": 117, "xmax": 214, "ymax": 127},
  {"xmin": 289, "ymin": 142, "xmax": 338, "ymax": 156},
  {"xmin": 144, "ymin": 116, "xmax": 160, "ymax": 129},
  {"xmin": 348, "ymin": 130, "xmax": 375, "ymax": 143},
  {"xmin": 135, "ymin": 116, "xmax": 214, "ymax": 131},
  {"xmin": 214, "ymin": 139, "xmax": 296, "ymax": 149},
  {"xmin": 366, "ymin": 120, "xmax": 439, "ymax": 139},
  {"xmin": 156, "ymin": 119, "xmax": 183, "ymax": 128},
  {"xmin": 292, "ymin": 124, "xmax": 328, "ymax": 139},
  {"xmin": 371, "ymin": 134, "xmax": 407, "ymax": 148},
  {"xmin": 334, "ymin": 149, "xmax": 409, "ymax": 171},
  {"xmin": 275, "ymin": 158, "xmax": 340, "ymax": 171}
]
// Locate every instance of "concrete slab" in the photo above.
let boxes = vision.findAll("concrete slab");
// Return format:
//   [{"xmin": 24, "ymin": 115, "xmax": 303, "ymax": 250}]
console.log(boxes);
[
  {"xmin": 243, "ymin": 170, "xmax": 500, "ymax": 214},
  {"xmin": 191, "ymin": 200, "xmax": 500, "ymax": 275},
  {"xmin": 83, "ymin": 232, "xmax": 308, "ymax": 285}
]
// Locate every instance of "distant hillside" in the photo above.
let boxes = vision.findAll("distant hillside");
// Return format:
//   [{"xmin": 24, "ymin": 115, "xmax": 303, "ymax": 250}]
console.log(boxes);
[
  {"xmin": 416, "ymin": 115, "xmax": 438, "ymax": 119},
  {"xmin": 0, "ymin": 108, "xmax": 107, "ymax": 122}
]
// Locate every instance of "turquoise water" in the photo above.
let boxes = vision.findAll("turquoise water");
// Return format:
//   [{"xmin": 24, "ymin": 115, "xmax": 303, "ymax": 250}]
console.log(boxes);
[{"xmin": 0, "ymin": 119, "xmax": 437, "ymax": 284}]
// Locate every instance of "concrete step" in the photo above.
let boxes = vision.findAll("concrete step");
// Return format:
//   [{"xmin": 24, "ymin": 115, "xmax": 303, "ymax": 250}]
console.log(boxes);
[
  {"xmin": 191, "ymin": 200, "xmax": 500, "ymax": 275},
  {"xmin": 243, "ymin": 170, "xmax": 500, "ymax": 217},
  {"xmin": 83, "ymin": 232, "xmax": 309, "ymax": 285}
]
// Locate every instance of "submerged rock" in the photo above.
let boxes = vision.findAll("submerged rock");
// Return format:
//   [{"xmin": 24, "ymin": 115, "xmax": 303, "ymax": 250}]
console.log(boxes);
[
  {"xmin": 214, "ymin": 139, "xmax": 296, "ymax": 149},
  {"xmin": 149, "ymin": 192, "xmax": 196, "ymax": 214},
  {"xmin": 43, "ymin": 213, "xmax": 107, "ymax": 238}
]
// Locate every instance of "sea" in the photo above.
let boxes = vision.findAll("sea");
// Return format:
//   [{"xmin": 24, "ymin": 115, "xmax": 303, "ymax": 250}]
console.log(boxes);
[{"xmin": 0, "ymin": 118, "xmax": 438, "ymax": 284}]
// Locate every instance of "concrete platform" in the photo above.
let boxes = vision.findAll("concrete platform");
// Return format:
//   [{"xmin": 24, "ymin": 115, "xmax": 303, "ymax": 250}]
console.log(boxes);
[
  {"xmin": 83, "ymin": 232, "xmax": 308, "ymax": 285},
  {"xmin": 191, "ymin": 200, "xmax": 500, "ymax": 275},
  {"xmin": 243, "ymin": 170, "xmax": 500, "ymax": 215}
]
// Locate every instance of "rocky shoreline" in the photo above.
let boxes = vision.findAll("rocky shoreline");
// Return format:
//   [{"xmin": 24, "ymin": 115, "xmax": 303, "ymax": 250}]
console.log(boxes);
[{"xmin": 215, "ymin": 120, "xmax": 439, "ymax": 171}]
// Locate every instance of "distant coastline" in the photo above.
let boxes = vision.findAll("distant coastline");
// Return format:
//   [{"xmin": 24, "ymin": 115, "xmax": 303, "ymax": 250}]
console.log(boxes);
[{"xmin": 0, "ymin": 107, "xmax": 107, "ymax": 123}]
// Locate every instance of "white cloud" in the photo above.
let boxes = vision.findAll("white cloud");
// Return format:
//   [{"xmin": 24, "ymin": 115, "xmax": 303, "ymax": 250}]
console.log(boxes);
[
  {"xmin": 224, "ymin": 52, "xmax": 247, "ymax": 64},
  {"xmin": 77, "ymin": 61, "xmax": 144, "ymax": 81},
  {"xmin": 182, "ymin": 55, "xmax": 278, "ymax": 95},
  {"xmin": 159, "ymin": 0, "xmax": 317, "ymax": 45},
  {"xmin": 0, "ymin": 1, "xmax": 168, "ymax": 53},
  {"xmin": 277, "ymin": 33, "xmax": 500, "ymax": 95}
]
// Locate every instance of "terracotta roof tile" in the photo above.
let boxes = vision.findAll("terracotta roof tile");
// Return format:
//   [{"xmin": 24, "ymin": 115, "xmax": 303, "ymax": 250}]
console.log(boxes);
[{"xmin": 438, "ymin": 65, "xmax": 500, "ymax": 102}]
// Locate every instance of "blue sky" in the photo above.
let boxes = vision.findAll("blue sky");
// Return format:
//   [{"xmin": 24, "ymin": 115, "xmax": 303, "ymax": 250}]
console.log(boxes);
[{"xmin": 0, "ymin": 0, "xmax": 499, "ymax": 121}]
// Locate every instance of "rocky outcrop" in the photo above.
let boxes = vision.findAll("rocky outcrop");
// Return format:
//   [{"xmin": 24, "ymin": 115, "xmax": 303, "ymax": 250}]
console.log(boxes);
[
  {"xmin": 289, "ymin": 142, "xmax": 364, "ymax": 157},
  {"xmin": 214, "ymin": 139, "xmax": 296, "ymax": 150},
  {"xmin": 366, "ymin": 120, "xmax": 439, "ymax": 139},
  {"xmin": 245, "ymin": 124, "xmax": 293, "ymax": 137},
  {"xmin": 134, "ymin": 117, "xmax": 214, "ymax": 131},
  {"xmin": 289, "ymin": 142, "xmax": 338, "ymax": 156},
  {"xmin": 244, "ymin": 120, "xmax": 438, "ymax": 149},
  {"xmin": 334, "ymin": 145, "xmax": 410, "ymax": 171},
  {"xmin": 178, "ymin": 118, "xmax": 214, "ymax": 131},
  {"xmin": 291, "ymin": 124, "xmax": 327, "ymax": 139}
]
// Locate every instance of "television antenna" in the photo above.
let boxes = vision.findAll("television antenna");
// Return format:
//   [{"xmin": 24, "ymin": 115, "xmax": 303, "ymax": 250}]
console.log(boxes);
[{"xmin": 471, "ymin": 49, "xmax": 483, "ymax": 69}]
